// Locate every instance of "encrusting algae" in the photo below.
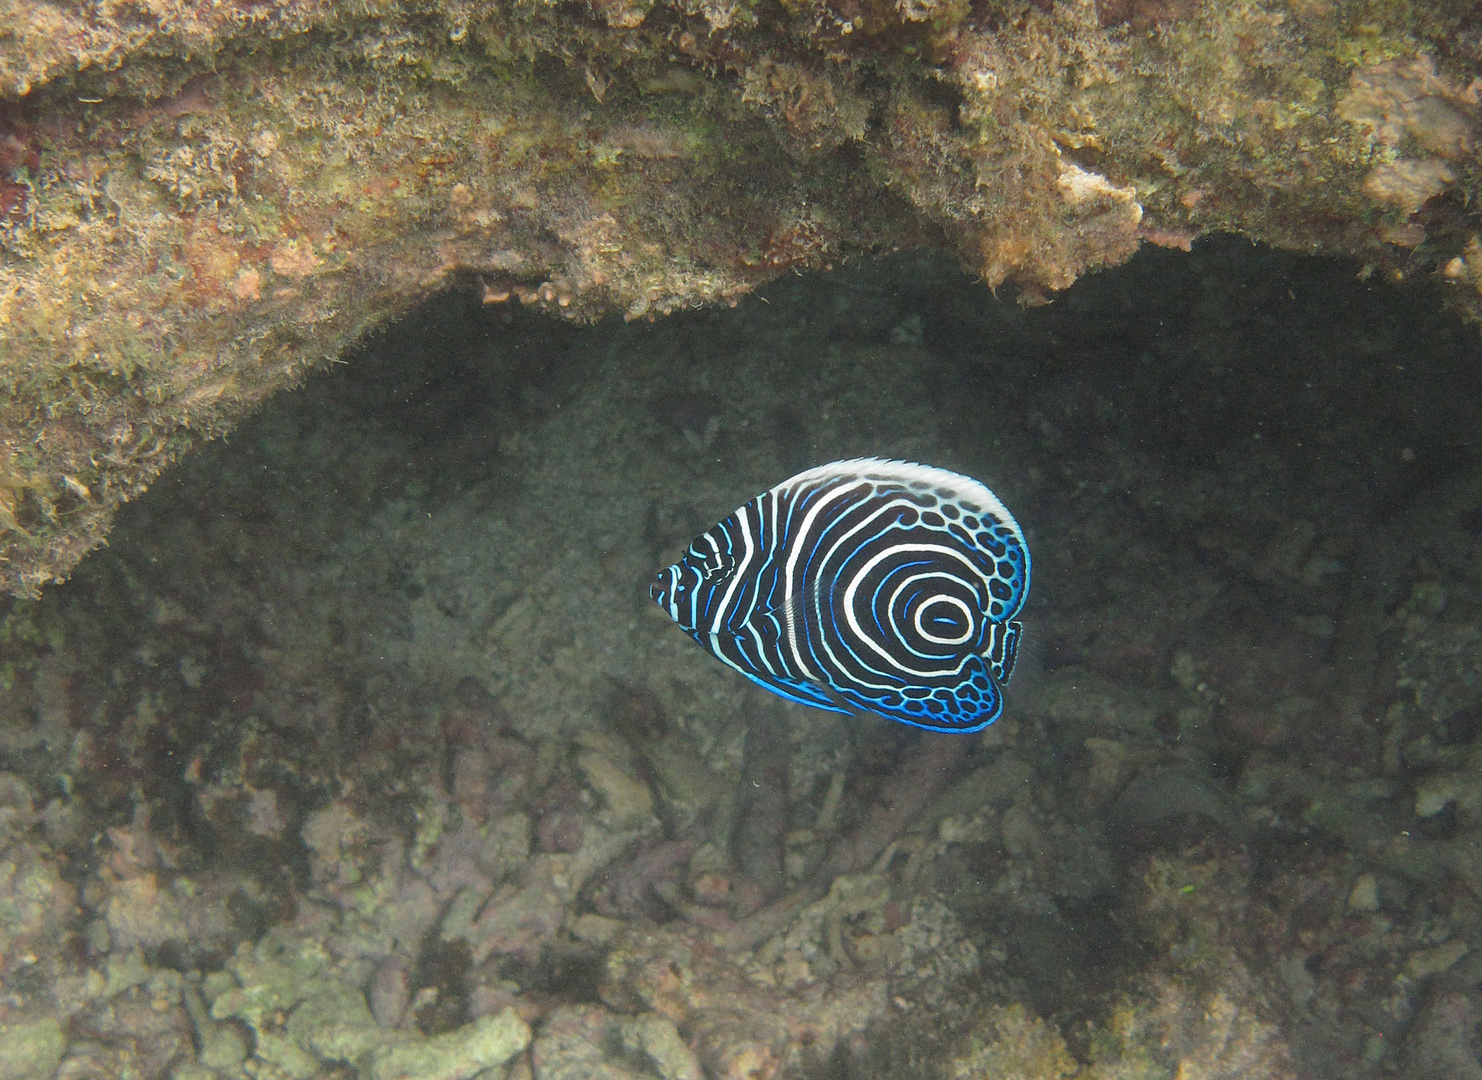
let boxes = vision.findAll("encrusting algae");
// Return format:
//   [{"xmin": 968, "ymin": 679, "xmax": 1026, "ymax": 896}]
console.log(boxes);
[{"xmin": 1, "ymin": 0, "xmax": 1482, "ymax": 591}]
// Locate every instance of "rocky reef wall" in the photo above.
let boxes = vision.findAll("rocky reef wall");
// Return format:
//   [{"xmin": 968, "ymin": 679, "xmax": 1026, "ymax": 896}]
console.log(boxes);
[{"xmin": 2, "ymin": 0, "xmax": 1480, "ymax": 593}]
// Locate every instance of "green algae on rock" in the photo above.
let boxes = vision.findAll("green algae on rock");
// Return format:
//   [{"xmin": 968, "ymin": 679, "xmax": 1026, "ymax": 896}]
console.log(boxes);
[
  {"xmin": 0, "ymin": 1018, "xmax": 64, "ymax": 1080},
  {"xmin": 1, "ymin": 0, "xmax": 1482, "ymax": 593},
  {"xmin": 207, "ymin": 926, "xmax": 531, "ymax": 1080}
]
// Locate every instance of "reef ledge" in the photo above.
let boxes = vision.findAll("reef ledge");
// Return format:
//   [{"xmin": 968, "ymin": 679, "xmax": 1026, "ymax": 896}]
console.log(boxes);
[{"xmin": 1, "ymin": 0, "xmax": 1479, "ymax": 593}]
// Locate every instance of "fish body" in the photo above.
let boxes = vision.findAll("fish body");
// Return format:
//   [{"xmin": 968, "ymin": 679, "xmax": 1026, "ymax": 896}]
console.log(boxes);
[{"xmin": 650, "ymin": 458, "xmax": 1030, "ymax": 732}]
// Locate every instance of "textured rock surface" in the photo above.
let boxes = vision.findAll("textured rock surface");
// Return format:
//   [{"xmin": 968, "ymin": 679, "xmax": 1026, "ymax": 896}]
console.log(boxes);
[
  {"xmin": 2, "ymin": 0, "xmax": 1482, "ymax": 592},
  {"xmin": 0, "ymin": 250, "xmax": 1480, "ymax": 1078}
]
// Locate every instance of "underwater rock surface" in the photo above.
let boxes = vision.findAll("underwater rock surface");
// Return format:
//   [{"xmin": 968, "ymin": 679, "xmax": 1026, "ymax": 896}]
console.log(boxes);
[
  {"xmin": 0, "ymin": 246, "xmax": 1481, "ymax": 1077},
  {"xmin": 2, "ymin": 0, "xmax": 1482, "ymax": 590}
]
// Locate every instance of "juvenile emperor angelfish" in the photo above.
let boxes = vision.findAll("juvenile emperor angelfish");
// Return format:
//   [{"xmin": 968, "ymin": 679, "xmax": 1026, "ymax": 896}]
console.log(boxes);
[{"xmin": 650, "ymin": 458, "xmax": 1030, "ymax": 733}]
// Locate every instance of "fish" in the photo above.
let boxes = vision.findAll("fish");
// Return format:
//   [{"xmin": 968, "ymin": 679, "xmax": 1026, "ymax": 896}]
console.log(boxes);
[{"xmin": 650, "ymin": 458, "xmax": 1030, "ymax": 732}]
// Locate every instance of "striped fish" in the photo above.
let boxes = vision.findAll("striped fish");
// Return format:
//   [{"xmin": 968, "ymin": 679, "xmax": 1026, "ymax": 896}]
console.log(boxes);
[{"xmin": 650, "ymin": 458, "xmax": 1030, "ymax": 732}]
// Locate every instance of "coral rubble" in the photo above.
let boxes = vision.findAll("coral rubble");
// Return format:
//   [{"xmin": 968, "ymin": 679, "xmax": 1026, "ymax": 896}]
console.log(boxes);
[{"xmin": 0, "ymin": 246, "xmax": 1477, "ymax": 1079}]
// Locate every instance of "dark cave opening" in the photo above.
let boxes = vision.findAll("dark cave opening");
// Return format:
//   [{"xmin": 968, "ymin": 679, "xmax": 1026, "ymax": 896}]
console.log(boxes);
[{"xmin": 3, "ymin": 236, "xmax": 1481, "ymax": 1080}]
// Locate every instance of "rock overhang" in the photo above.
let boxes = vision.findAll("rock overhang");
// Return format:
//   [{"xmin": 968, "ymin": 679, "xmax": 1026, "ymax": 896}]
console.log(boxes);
[{"xmin": 0, "ymin": 0, "xmax": 1479, "ymax": 594}]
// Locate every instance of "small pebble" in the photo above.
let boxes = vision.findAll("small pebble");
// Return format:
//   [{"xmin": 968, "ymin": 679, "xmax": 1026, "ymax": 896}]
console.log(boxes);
[{"xmin": 1348, "ymin": 873, "xmax": 1380, "ymax": 913}]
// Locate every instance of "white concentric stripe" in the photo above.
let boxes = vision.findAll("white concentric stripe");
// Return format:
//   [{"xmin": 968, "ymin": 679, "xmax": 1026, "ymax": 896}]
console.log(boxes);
[
  {"xmin": 782, "ymin": 457, "xmax": 1026, "ymax": 552},
  {"xmin": 985, "ymin": 621, "xmax": 1012, "ymax": 666},
  {"xmin": 709, "ymin": 504, "xmax": 758, "ymax": 635},
  {"xmin": 807, "ymin": 499, "xmax": 983, "ymax": 681},
  {"xmin": 763, "ymin": 490, "xmax": 804, "ymax": 674},
  {"xmin": 690, "ymin": 531, "xmax": 726, "ymax": 628},
  {"xmin": 679, "ymin": 563, "xmax": 700, "ymax": 629},
  {"xmin": 707, "ymin": 496, "xmax": 792, "ymax": 684},
  {"xmin": 840, "ymin": 541, "xmax": 985, "ymax": 676},
  {"xmin": 699, "ymin": 530, "xmax": 723, "ymax": 568},
  {"xmin": 772, "ymin": 458, "xmax": 1030, "ymax": 635},
  {"xmin": 906, "ymin": 591, "xmax": 977, "ymax": 647},
  {"xmin": 781, "ymin": 480, "xmax": 868, "ymax": 682},
  {"xmin": 879, "ymin": 568, "xmax": 979, "ymax": 659},
  {"xmin": 737, "ymin": 511, "xmax": 785, "ymax": 675}
]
